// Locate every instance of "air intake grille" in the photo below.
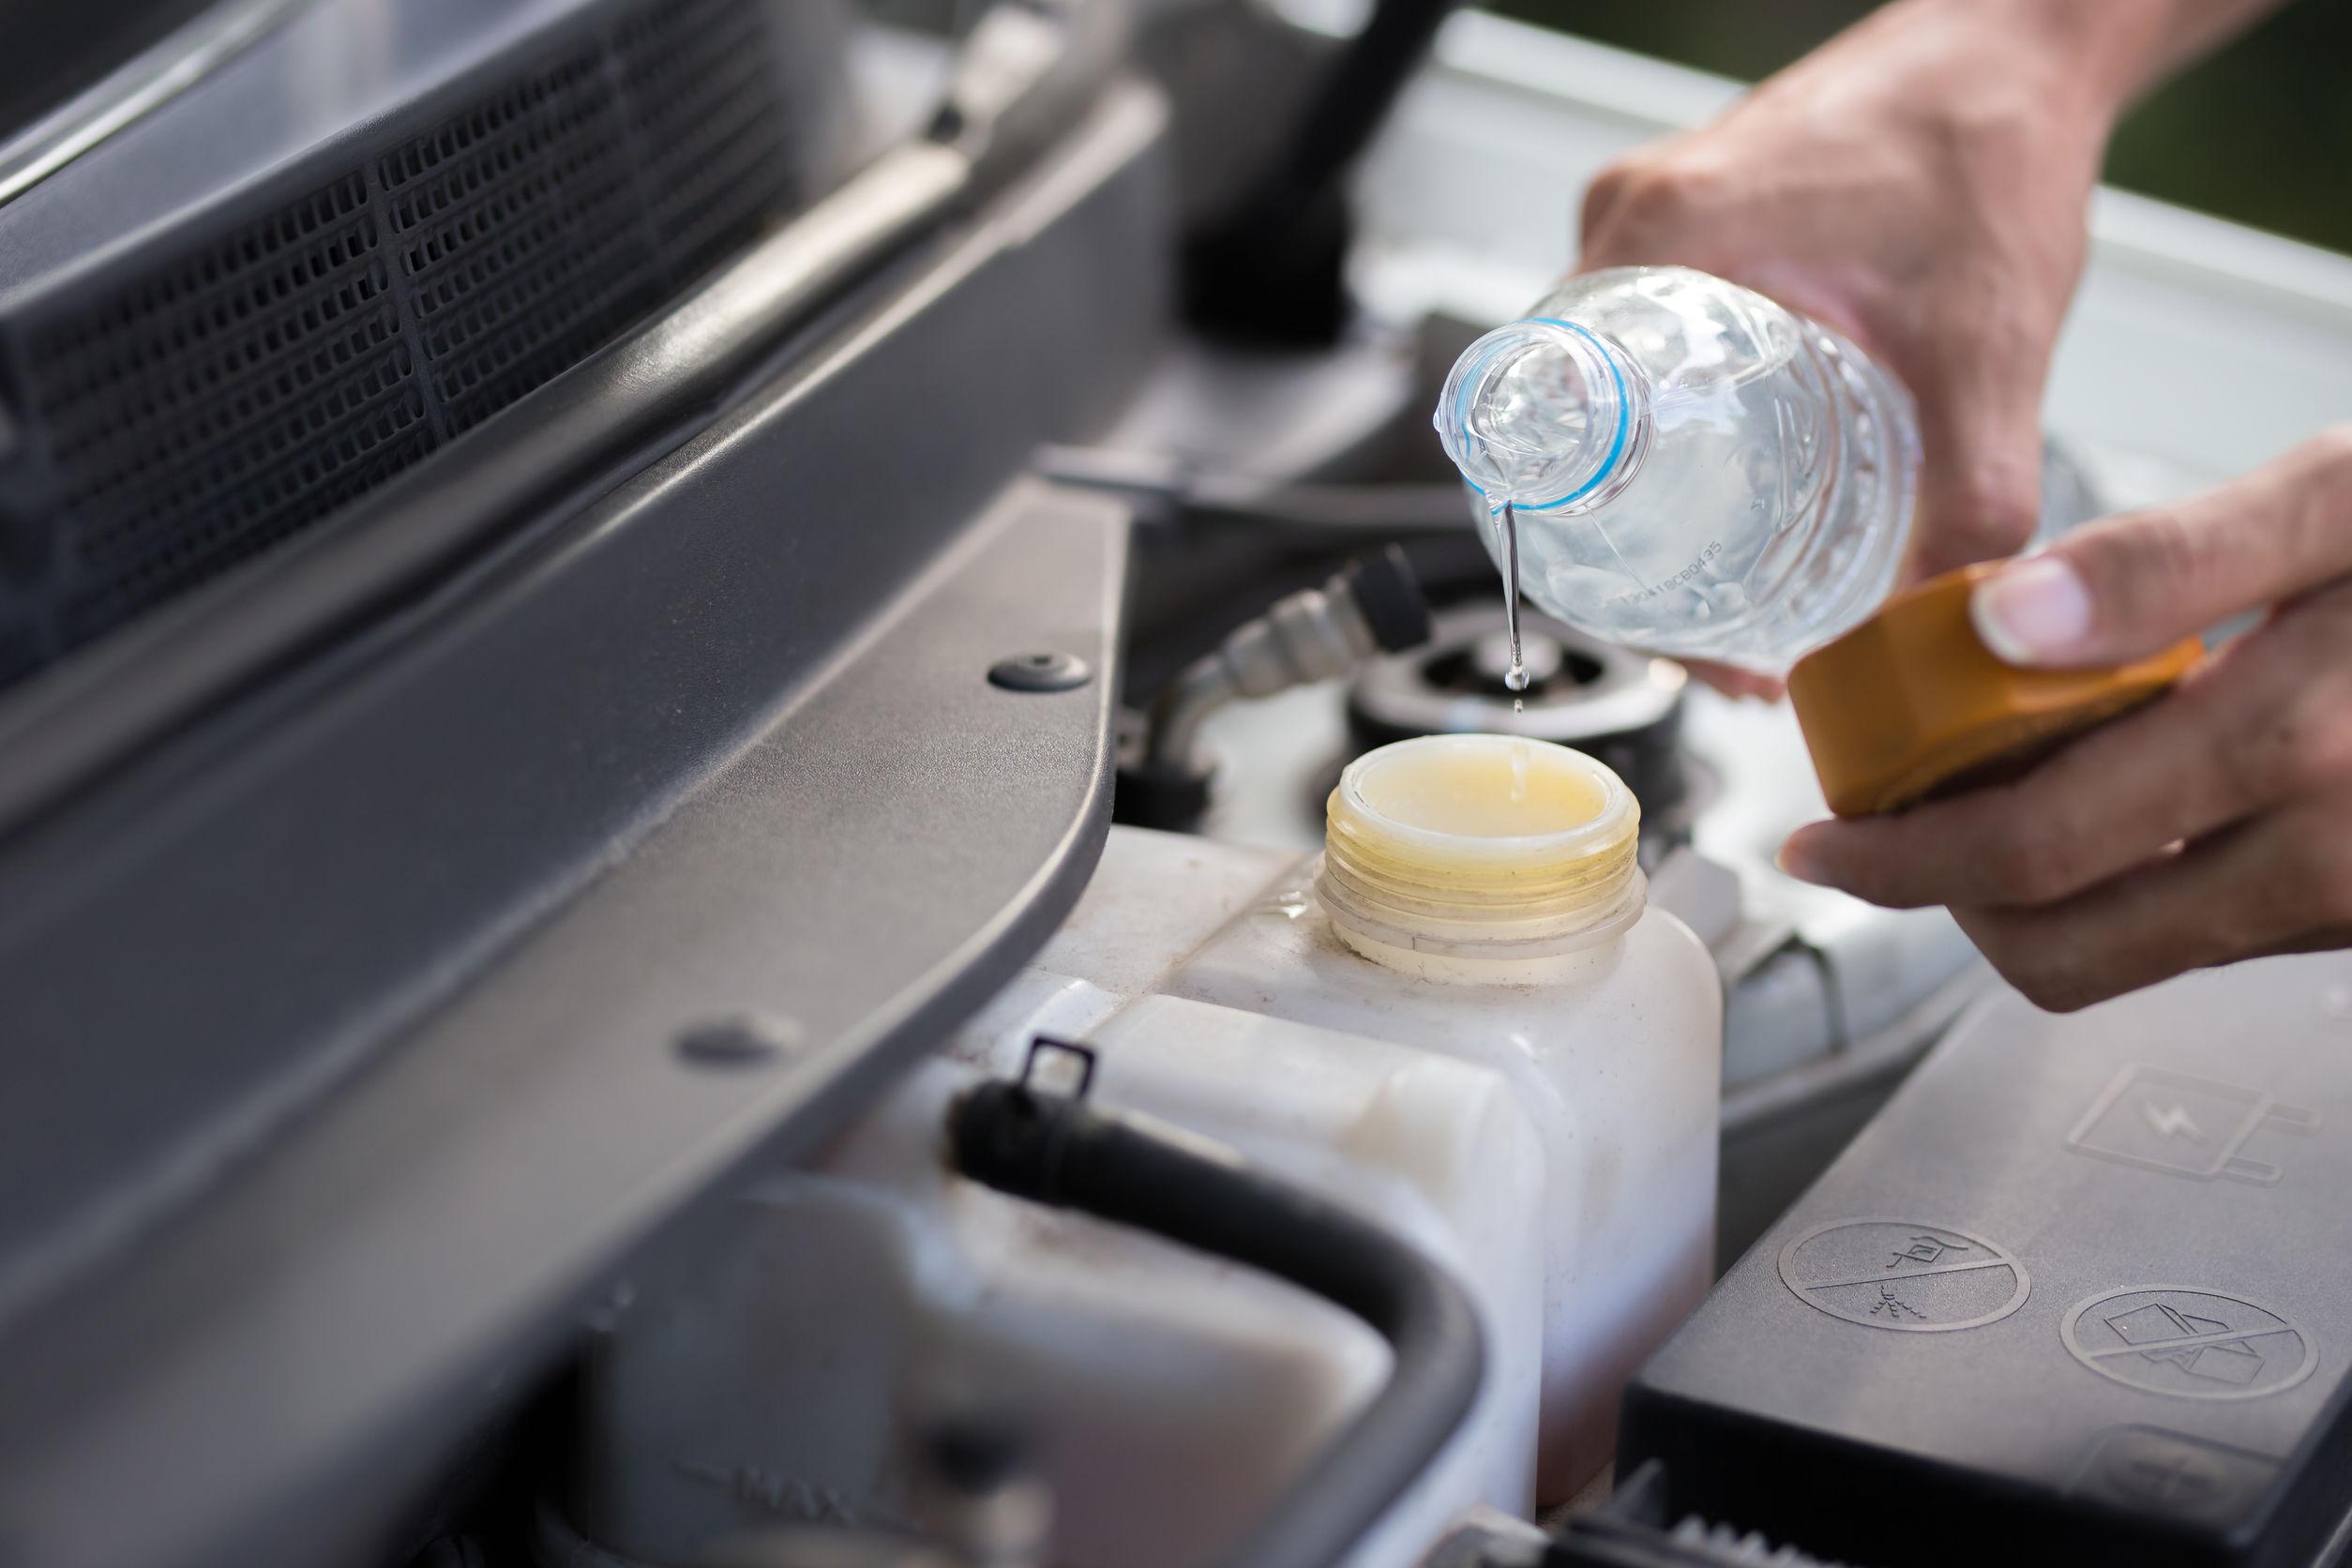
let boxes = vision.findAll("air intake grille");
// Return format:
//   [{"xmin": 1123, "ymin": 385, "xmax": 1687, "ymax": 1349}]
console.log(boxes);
[
  {"xmin": 383, "ymin": 43, "xmax": 659, "ymax": 437},
  {"xmin": 618, "ymin": 0, "xmax": 798, "ymax": 282},
  {"xmin": 27, "ymin": 175, "xmax": 433, "ymax": 649},
  {"xmin": 0, "ymin": 0, "xmax": 805, "ymax": 690}
]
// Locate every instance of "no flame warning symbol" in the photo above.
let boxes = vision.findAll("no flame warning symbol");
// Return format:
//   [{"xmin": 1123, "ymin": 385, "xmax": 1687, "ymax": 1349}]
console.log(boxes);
[{"xmin": 1778, "ymin": 1220, "xmax": 2030, "ymax": 1333}]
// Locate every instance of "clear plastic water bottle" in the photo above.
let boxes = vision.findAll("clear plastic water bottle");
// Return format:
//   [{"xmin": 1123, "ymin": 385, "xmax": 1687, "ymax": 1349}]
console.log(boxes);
[{"xmin": 1434, "ymin": 265, "xmax": 1921, "ymax": 674}]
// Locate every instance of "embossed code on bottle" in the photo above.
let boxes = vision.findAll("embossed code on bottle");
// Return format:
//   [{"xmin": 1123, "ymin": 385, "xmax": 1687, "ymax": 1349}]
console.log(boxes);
[{"xmin": 1615, "ymin": 540, "xmax": 1724, "ymax": 605}]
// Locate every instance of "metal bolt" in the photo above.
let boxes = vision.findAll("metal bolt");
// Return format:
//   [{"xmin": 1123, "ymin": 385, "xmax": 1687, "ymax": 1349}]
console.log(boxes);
[
  {"xmin": 988, "ymin": 650, "xmax": 1092, "ymax": 692},
  {"xmin": 674, "ymin": 1014, "xmax": 800, "ymax": 1068}
]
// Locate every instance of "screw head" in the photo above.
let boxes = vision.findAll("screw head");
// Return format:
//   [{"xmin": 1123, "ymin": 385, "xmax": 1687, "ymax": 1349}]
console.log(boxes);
[{"xmin": 988, "ymin": 651, "xmax": 1092, "ymax": 692}]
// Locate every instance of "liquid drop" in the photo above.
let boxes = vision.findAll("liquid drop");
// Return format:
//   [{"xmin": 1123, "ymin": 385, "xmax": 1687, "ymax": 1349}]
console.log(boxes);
[{"xmin": 1264, "ymin": 888, "xmax": 1312, "ymax": 922}]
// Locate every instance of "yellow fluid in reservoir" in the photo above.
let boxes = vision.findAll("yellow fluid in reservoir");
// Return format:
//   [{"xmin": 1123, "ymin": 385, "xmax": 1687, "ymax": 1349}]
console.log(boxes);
[{"xmin": 1351, "ymin": 735, "xmax": 1606, "ymax": 839}]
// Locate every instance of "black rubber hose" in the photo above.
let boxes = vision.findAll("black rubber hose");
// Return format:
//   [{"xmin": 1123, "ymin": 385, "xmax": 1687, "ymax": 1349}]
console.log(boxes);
[
  {"xmin": 947, "ymin": 1077, "xmax": 1486, "ymax": 1568},
  {"xmin": 1184, "ymin": 0, "xmax": 1467, "ymax": 341},
  {"xmin": 1259, "ymin": 0, "xmax": 1466, "ymax": 216}
]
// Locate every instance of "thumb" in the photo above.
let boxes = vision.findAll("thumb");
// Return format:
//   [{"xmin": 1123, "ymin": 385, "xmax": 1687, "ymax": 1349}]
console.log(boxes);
[{"xmin": 1971, "ymin": 430, "xmax": 2352, "ymax": 668}]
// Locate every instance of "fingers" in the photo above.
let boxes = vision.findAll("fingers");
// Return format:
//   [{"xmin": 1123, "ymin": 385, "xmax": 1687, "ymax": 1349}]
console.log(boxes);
[
  {"xmin": 1576, "ymin": 163, "xmax": 1636, "ymax": 263},
  {"xmin": 1682, "ymin": 659, "xmax": 1785, "ymax": 701},
  {"xmin": 1575, "ymin": 140, "xmax": 1726, "ymax": 275},
  {"xmin": 1952, "ymin": 797, "xmax": 2352, "ymax": 1012},
  {"xmin": 1972, "ymin": 427, "xmax": 2352, "ymax": 667},
  {"xmin": 1780, "ymin": 579, "xmax": 2352, "ymax": 910},
  {"xmin": 1780, "ymin": 576, "xmax": 2352, "ymax": 1010},
  {"xmin": 1897, "ymin": 310, "xmax": 2051, "ymax": 578}
]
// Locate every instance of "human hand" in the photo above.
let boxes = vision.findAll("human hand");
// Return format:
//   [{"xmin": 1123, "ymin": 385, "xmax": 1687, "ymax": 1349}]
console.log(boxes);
[
  {"xmin": 1777, "ymin": 430, "xmax": 2352, "ymax": 1011},
  {"xmin": 1578, "ymin": 0, "xmax": 2128, "ymax": 582}
]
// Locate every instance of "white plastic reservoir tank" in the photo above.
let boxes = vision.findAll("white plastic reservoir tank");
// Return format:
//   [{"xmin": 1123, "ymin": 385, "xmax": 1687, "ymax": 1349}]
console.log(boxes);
[{"xmin": 569, "ymin": 737, "xmax": 1723, "ymax": 1568}]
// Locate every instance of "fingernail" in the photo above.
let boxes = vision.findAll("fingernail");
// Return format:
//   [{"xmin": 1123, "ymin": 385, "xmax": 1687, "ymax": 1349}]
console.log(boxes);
[
  {"xmin": 1971, "ymin": 554, "xmax": 2092, "ymax": 666},
  {"xmin": 1775, "ymin": 839, "xmax": 1830, "ymax": 885}
]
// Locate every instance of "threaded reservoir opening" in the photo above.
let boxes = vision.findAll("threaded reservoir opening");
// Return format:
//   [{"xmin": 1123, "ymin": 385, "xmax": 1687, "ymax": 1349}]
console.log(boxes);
[{"xmin": 1319, "ymin": 734, "xmax": 1643, "ymax": 962}]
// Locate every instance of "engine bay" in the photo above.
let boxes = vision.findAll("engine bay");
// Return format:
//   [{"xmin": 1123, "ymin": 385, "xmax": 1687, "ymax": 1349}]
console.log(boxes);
[{"xmin": 2, "ymin": 5, "xmax": 2351, "ymax": 1568}]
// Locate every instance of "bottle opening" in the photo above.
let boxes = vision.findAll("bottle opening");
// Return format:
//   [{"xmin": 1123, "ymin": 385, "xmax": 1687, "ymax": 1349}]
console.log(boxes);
[
  {"xmin": 1434, "ymin": 318, "xmax": 1646, "ymax": 513},
  {"xmin": 1319, "ymin": 734, "xmax": 1643, "ymax": 964}
]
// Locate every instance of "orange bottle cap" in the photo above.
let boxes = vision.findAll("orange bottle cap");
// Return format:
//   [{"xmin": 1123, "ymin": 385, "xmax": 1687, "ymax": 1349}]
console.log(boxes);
[{"xmin": 1788, "ymin": 563, "xmax": 2202, "ymax": 818}]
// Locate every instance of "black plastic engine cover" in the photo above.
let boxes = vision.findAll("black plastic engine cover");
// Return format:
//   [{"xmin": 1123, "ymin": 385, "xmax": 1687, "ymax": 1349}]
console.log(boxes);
[{"xmin": 1621, "ymin": 955, "xmax": 2352, "ymax": 1568}]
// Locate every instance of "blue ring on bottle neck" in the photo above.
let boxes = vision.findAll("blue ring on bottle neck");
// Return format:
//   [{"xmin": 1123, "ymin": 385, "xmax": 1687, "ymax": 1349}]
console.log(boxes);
[{"xmin": 1461, "ymin": 317, "xmax": 1632, "ymax": 513}]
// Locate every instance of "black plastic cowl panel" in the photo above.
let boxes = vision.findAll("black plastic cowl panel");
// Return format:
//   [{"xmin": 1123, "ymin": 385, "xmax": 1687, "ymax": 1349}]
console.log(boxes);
[{"xmin": 0, "ymin": 79, "xmax": 1171, "ymax": 1568}]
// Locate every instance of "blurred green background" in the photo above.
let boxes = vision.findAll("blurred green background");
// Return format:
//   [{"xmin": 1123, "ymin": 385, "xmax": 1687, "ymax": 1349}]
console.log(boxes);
[{"xmin": 1492, "ymin": 0, "xmax": 2352, "ymax": 256}]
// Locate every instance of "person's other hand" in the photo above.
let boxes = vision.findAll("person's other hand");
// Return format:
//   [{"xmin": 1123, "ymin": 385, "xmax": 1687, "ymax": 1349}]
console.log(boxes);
[
  {"xmin": 1777, "ymin": 430, "xmax": 2352, "ymax": 1011},
  {"xmin": 1579, "ymin": 0, "xmax": 2125, "ymax": 581}
]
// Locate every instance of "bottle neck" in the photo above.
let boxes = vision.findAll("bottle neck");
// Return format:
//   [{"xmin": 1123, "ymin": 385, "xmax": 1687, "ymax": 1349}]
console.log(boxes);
[{"xmin": 1435, "ymin": 317, "xmax": 1651, "ymax": 515}]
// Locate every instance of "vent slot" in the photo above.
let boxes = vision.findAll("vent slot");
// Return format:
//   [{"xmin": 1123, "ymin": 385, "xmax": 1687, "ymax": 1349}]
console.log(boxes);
[
  {"xmin": 25, "ymin": 176, "xmax": 430, "ymax": 646},
  {"xmin": 0, "ymin": 0, "xmax": 806, "ymax": 690},
  {"xmin": 382, "ymin": 43, "xmax": 661, "ymax": 436},
  {"xmin": 616, "ymin": 0, "xmax": 794, "ymax": 281}
]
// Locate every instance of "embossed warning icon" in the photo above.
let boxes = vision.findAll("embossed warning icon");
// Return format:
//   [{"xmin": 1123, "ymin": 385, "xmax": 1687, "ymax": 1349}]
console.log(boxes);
[
  {"xmin": 2070, "ymin": 1426, "xmax": 2280, "ymax": 1522},
  {"xmin": 1778, "ymin": 1219, "xmax": 2029, "ymax": 1333},
  {"xmin": 2062, "ymin": 1287, "xmax": 2317, "ymax": 1400},
  {"xmin": 2065, "ymin": 1064, "xmax": 2317, "ymax": 1184}
]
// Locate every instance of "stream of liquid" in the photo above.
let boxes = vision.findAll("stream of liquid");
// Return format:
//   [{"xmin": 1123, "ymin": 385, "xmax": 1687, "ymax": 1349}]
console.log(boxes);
[{"xmin": 1500, "ymin": 499, "xmax": 1528, "ymax": 715}]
